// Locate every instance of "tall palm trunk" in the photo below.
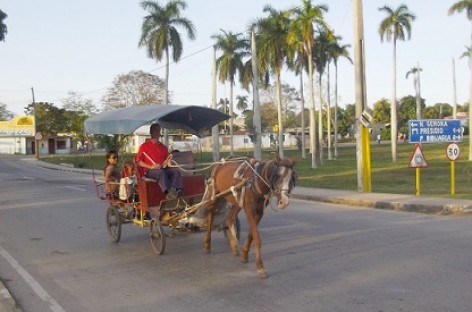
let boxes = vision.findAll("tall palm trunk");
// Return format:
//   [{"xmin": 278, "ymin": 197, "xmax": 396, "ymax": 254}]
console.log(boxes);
[
  {"xmin": 276, "ymin": 72, "xmax": 284, "ymax": 158},
  {"xmin": 229, "ymin": 79, "xmax": 234, "ymax": 156},
  {"xmin": 334, "ymin": 62, "xmax": 339, "ymax": 158},
  {"xmin": 391, "ymin": 38, "xmax": 398, "ymax": 162},
  {"xmin": 318, "ymin": 73, "xmax": 323, "ymax": 165},
  {"xmin": 163, "ymin": 47, "xmax": 170, "ymax": 145},
  {"xmin": 308, "ymin": 52, "xmax": 317, "ymax": 169},
  {"xmin": 469, "ymin": 20, "xmax": 472, "ymax": 161},
  {"xmin": 327, "ymin": 65, "xmax": 332, "ymax": 160},
  {"xmin": 299, "ymin": 73, "xmax": 306, "ymax": 159}
]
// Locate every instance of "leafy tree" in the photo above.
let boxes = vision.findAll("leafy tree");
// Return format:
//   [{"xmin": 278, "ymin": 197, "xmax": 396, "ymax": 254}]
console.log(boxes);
[
  {"xmin": 0, "ymin": 102, "xmax": 14, "ymax": 120},
  {"xmin": 372, "ymin": 98, "xmax": 391, "ymax": 124},
  {"xmin": 0, "ymin": 9, "xmax": 7, "ymax": 42},
  {"xmin": 259, "ymin": 102, "xmax": 278, "ymax": 132},
  {"xmin": 398, "ymin": 95, "xmax": 419, "ymax": 135},
  {"xmin": 139, "ymin": 0, "xmax": 195, "ymax": 109},
  {"xmin": 334, "ymin": 106, "xmax": 351, "ymax": 138},
  {"xmin": 62, "ymin": 92, "xmax": 98, "ymax": 147},
  {"xmin": 378, "ymin": 4, "xmax": 416, "ymax": 162},
  {"xmin": 24, "ymin": 102, "xmax": 66, "ymax": 136},
  {"xmin": 101, "ymin": 70, "xmax": 166, "ymax": 110}
]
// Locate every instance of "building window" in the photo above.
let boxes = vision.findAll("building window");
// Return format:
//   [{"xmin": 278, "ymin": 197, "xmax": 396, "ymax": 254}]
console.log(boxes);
[{"xmin": 57, "ymin": 140, "xmax": 66, "ymax": 150}]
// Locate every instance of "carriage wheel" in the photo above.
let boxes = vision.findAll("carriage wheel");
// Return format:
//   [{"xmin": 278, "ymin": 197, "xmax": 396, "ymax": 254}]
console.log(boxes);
[
  {"xmin": 106, "ymin": 205, "xmax": 122, "ymax": 243},
  {"xmin": 150, "ymin": 218, "xmax": 166, "ymax": 255},
  {"xmin": 224, "ymin": 215, "xmax": 241, "ymax": 242}
]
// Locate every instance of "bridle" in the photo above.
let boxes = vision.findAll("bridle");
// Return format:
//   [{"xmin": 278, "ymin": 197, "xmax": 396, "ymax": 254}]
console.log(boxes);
[{"xmin": 251, "ymin": 159, "xmax": 296, "ymax": 207}]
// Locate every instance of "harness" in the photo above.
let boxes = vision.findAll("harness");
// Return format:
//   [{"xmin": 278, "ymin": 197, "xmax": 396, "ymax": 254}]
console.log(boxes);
[{"xmin": 220, "ymin": 158, "xmax": 293, "ymax": 210}]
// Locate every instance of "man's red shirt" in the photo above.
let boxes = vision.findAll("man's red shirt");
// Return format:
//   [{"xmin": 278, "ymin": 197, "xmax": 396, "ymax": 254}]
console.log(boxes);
[{"xmin": 135, "ymin": 140, "xmax": 169, "ymax": 174}]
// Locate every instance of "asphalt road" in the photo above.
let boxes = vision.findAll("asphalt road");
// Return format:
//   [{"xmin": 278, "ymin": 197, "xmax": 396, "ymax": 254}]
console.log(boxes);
[{"xmin": 1, "ymin": 155, "xmax": 472, "ymax": 312}]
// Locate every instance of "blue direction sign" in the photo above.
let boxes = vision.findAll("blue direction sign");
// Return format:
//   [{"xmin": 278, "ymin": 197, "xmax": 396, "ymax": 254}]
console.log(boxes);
[{"xmin": 409, "ymin": 119, "xmax": 462, "ymax": 143}]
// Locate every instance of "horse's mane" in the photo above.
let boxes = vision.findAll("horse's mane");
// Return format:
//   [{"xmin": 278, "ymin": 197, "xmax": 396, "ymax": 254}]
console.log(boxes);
[{"xmin": 269, "ymin": 157, "xmax": 296, "ymax": 168}]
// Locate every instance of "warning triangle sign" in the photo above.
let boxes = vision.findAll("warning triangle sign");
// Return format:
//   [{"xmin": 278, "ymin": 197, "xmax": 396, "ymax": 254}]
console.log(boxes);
[{"xmin": 409, "ymin": 144, "xmax": 428, "ymax": 168}]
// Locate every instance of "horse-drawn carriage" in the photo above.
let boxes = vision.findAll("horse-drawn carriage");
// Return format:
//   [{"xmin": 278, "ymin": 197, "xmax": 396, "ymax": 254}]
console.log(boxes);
[{"xmin": 85, "ymin": 104, "xmax": 296, "ymax": 278}]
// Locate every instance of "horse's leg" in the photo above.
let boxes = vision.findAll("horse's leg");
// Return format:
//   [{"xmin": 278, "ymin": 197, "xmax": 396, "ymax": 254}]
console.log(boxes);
[
  {"xmin": 225, "ymin": 204, "xmax": 241, "ymax": 256},
  {"xmin": 240, "ymin": 205, "xmax": 266, "ymax": 278},
  {"xmin": 203, "ymin": 201, "xmax": 215, "ymax": 253}
]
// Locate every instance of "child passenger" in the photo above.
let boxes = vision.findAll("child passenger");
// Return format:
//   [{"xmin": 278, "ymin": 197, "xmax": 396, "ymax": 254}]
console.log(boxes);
[{"xmin": 104, "ymin": 150, "xmax": 121, "ymax": 198}]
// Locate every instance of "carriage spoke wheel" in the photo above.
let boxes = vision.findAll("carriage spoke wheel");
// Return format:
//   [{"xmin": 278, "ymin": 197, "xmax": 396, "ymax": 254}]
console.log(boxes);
[
  {"xmin": 224, "ymin": 215, "xmax": 241, "ymax": 242},
  {"xmin": 150, "ymin": 218, "xmax": 166, "ymax": 255},
  {"xmin": 106, "ymin": 205, "xmax": 122, "ymax": 243}
]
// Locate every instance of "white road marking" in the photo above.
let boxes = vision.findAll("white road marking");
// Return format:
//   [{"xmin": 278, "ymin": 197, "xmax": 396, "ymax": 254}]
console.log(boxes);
[
  {"xmin": 64, "ymin": 186, "xmax": 86, "ymax": 192},
  {"xmin": 0, "ymin": 245, "xmax": 66, "ymax": 312}
]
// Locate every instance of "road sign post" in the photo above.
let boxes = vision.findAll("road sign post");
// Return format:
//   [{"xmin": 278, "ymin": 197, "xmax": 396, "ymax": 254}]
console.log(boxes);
[
  {"xmin": 408, "ymin": 144, "xmax": 428, "ymax": 196},
  {"xmin": 446, "ymin": 142, "xmax": 461, "ymax": 196}
]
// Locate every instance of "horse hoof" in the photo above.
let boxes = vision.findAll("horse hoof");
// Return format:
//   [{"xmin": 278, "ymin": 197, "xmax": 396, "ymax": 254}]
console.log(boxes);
[
  {"xmin": 257, "ymin": 269, "xmax": 268, "ymax": 279},
  {"xmin": 240, "ymin": 257, "xmax": 248, "ymax": 263},
  {"xmin": 232, "ymin": 250, "xmax": 239, "ymax": 257}
]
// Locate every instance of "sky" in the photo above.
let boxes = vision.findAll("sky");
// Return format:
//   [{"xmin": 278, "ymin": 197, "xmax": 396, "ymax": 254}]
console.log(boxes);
[{"xmin": 0, "ymin": 0, "xmax": 470, "ymax": 116}]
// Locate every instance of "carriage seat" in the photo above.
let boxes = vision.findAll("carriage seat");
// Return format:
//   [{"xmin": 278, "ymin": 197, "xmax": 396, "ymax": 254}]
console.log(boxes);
[{"xmin": 137, "ymin": 151, "xmax": 205, "ymax": 209}]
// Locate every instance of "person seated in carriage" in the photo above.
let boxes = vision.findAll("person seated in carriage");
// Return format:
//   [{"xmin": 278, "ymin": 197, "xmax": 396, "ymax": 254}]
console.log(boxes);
[
  {"xmin": 103, "ymin": 150, "xmax": 121, "ymax": 199},
  {"xmin": 135, "ymin": 123, "xmax": 183, "ymax": 200}
]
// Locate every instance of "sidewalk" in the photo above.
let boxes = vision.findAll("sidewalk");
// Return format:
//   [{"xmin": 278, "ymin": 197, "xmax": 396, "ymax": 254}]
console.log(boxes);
[{"xmin": 2, "ymin": 158, "xmax": 471, "ymax": 312}]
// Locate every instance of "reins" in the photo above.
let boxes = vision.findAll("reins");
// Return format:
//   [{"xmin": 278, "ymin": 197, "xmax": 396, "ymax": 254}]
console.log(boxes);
[{"xmin": 168, "ymin": 156, "xmax": 292, "ymax": 211}]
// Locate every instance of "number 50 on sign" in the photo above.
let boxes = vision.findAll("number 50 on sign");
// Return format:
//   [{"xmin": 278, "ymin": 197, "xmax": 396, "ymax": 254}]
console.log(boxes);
[{"xmin": 446, "ymin": 142, "xmax": 460, "ymax": 161}]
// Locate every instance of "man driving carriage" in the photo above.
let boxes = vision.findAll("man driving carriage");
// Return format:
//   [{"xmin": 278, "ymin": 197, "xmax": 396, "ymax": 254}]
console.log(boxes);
[{"xmin": 135, "ymin": 123, "xmax": 183, "ymax": 200}]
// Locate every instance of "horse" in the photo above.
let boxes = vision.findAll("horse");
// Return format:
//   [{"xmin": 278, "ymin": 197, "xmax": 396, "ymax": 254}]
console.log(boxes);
[{"xmin": 204, "ymin": 156, "xmax": 297, "ymax": 278}]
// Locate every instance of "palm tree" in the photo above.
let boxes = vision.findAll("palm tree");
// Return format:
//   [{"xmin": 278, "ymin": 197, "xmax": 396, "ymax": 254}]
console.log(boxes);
[
  {"xmin": 449, "ymin": 0, "xmax": 472, "ymax": 160},
  {"xmin": 256, "ymin": 5, "xmax": 292, "ymax": 158},
  {"xmin": 330, "ymin": 37, "xmax": 352, "ymax": 158},
  {"xmin": 236, "ymin": 95, "xmax": 249, "ymax": 112},
  {"xmin": 138, "ymin": 0, "xmax": 195, "ymax": 143},
  {"xmin": 406, "ymin": 65, "xmax": 422, "ymax": 119},
  {"xmin": 313, "ymin": 27, "xmax": 331, "ymax": 164},
  {"xmin": 286, "ymin": 29, "xmax": 307, "ymax": 159},
  {"xmin": 217, "ymin": 98, "xmax": 230, "ymax": 134},
  {"xmin": 212, "ymin": 30, "xmax": 248, "ymax": 155},
  {"xmin": 0, "ymin": 10, "xmax": 7, "ymax": 42},
  {"xmin": 378, "ymin": 4, "xmax": 416, "ymax": 162},
  {"xmin": 289, "ymin": 0, "xmax": 328, "ymax": 168}
]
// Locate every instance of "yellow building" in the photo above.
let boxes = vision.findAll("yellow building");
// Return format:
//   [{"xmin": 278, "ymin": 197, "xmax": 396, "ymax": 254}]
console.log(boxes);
[{"xmin": 0, "ymin": 116, "xmax": 72, "ymax": 155}]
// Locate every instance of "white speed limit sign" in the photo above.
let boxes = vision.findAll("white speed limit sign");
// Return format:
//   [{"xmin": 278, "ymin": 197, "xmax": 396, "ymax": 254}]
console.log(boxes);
[{"xmin": 446, "ymin": 142, "xmax": 460, "ymax": 161}]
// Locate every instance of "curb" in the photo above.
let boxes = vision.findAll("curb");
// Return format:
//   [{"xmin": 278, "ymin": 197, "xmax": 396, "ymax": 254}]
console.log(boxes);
[
  {"xmin": 0, "ymin": 280, "xmax": 20, "ymax": 312},
  {"xmin": 291, "ymin": 193, "xmax": 472, "ymax": 215}
]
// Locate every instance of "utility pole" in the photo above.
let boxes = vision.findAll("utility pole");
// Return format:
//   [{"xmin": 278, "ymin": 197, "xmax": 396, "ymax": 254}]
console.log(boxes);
[
  {"xmin": 31, "ymin": 87, "xmax": 39, "ymax": 159},
  {"xmin": 211, "ymin": 46, "xmax": 220, "ymax": 161},
  {"xmin": 353, "ymin": 0, "xmax": 371, "ymax": 192}
]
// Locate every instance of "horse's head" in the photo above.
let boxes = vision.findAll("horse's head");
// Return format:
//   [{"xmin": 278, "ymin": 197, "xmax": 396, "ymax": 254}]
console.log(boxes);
[{"xmin": 268, "ymin": 157, "xmax": 297, "ymax": 209}]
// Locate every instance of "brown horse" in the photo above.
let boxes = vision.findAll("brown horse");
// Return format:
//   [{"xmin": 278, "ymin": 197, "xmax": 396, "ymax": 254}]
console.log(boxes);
[{"xmin": 204, "ymin": 157, "xmax": 297, "ymax": 278}]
